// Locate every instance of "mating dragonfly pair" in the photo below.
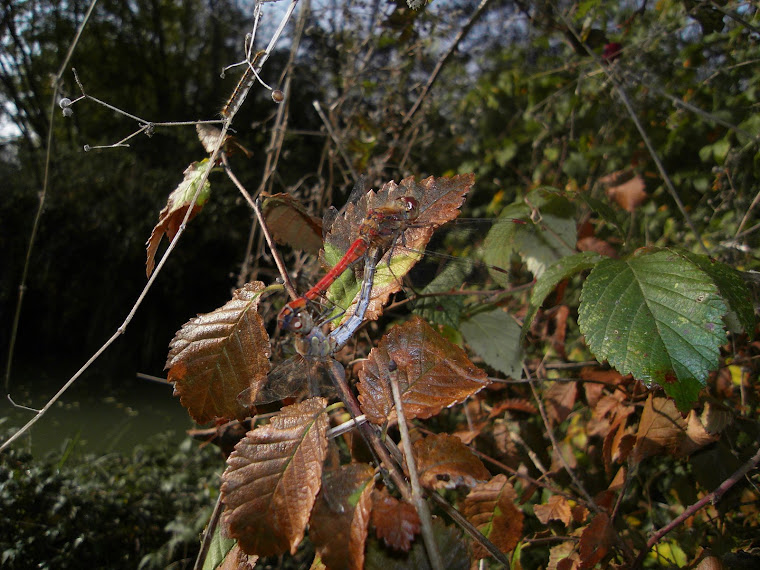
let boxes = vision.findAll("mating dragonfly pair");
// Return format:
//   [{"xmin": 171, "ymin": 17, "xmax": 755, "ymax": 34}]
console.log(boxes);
[{"xmin": 241, "ymin": 174, "xmax": 479, "ymax": 408}]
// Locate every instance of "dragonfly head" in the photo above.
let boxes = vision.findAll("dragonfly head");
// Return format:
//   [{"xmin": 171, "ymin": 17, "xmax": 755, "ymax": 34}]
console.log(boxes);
[
  {"xmin": 398, "ymin": 196, "xmax": 419, "ymax": 220},
  {"xmin": 279, "ymin": 306, "xmax": 314, "ymax": 335}
]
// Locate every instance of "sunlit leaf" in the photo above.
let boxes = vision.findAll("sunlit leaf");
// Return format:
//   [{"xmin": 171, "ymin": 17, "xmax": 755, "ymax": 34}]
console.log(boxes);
[
  {"xmin": 310, "ymin": 463, "xmax": 376, "ymax": 570},
  {"xmin": 412, "ymin": 434, "xmax": 490, "ymax": 490},
  {"xmin": 578, "ymin": 249, "xmax": 728, "ymax": 410},
  {"xmin": 357, "ymin": 316, "xmax": 490, "ymax": 424},
  {"xmin": 261, "ymin": 193, "xmax": 323, "ymax": 255},
  {"xmin": 166, "ymin": 282, "xmax": 272, "ymax": 424},
  {"xmin": 678, "ymin": 251, "xmax": 755, "ymax": 338},
  {"xmin": 460, "ymin": 309, "xmax": 522, "ymax": 379},
  {"xmin": 146, "ymin": 159, "xmax": 213, "ymax": 277},
  {"xmin": 371, "ymin": 488, "xmax": 421, "ymax": 552},
  {"xmin": 221, "ymin": 398, "xmax": 329, "ymax": 557},
  {"xmin": 463, "ymin": 474, "xmax": 523, "ymax": 558},
  {"xmin": 325, "ymin": 174, "xmax": 474, "ymax": 324}
]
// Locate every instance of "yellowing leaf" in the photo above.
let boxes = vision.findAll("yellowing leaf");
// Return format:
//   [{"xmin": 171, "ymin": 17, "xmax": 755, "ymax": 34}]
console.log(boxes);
[{"xmin": 146, "ymin": 159, "xmax": 213, "ymax": 277}]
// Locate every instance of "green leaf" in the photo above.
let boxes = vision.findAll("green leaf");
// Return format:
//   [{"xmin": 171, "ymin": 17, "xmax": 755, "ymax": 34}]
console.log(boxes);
[
  {"xmin": 460, "ymin": 310, "xmax": 523, "ymax": 379},
  {"xmin": 677, "ymin": 250, "xmax": 756, "ymax": 338},
  {"xmin": 202, "ymin": 525, "xmax": 237, "ymax": 570},
  {"xmin": 578, "ymin": 249, "xmax": 728, "ymax": 410},
  {"xmin": 576, "ymin": 194, "xmax": 625, "ymax": 237},
  {"xmin": 522, "ymin": 251, "xmax": 606, "ymax": 339},
  {"xmin": 412, "ymin": 259, "xmax": 473, "ymax": 327},
  {"xmin": 483, "ymin": 189, "xmax": 576, "ymax": 286}
]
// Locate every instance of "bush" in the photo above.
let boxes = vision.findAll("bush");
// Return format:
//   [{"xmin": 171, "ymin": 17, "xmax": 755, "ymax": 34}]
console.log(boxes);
[{"xmin": 0, "ymin": 432, "xmax": 224, "ymax": 569}]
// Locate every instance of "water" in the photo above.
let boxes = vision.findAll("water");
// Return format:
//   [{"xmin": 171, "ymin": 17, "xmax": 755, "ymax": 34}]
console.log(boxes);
[{"xmin": 1, "ymin": 369, "xmax": 194, "ymax": 459}]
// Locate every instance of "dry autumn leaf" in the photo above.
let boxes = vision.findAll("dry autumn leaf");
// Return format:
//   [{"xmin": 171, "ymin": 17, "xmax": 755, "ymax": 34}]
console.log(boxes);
[
  {"xmin": 577, "ymin": 512, "xmax": 615, "ymax": 568},
  {"xmin": 412, "ymin": 433, "xmax": 490, "ymax": 490},
  {"xmin": 261, "ymin": 193, "xmax": 324, "ymax": 255},
  {"xmin": 534, "ymin": 494, "xmax": 572, "ymax": 526},
  {"xmin": 357, "ymin": 316, "xmax": 490, "ymax": 424},
  {"xmin": 310, "ymin": 463, "xmax": 376, "ymax": 570},
  {"xmin": 371, "ymin": 488, "xmax": 421, "ymax": 552},
  {"xmin": 463, "ymin": 474, "xmax": 524, "ymax": 558},
  {"xmin": 221, "ymin": 398, "xmax": 329, "ymax": 557},
  {"xmin": 544, "ymin": 380, "xmax": 578, "ymax": 425},
  {"xmin": 605, "ymin": 173, "xmax": 647, "ymax": 213},
  {"xmin": 166, "ymin": 281, "xmax": 271, "ymax": 424},
  {"xmin": 632, "ymin": 395, "xmax": 687, "ymax": 464},
  {"xmin": 146, "ymin": 159, "xmax": 213, "ymax": 277}
]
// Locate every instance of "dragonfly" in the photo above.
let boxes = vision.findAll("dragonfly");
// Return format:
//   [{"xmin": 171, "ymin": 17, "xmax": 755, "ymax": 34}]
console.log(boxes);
[
  {"xmin": 239, "ymin": 246, "xmax": 382, "ymax": 408},
  {"xmin": 277, "ymin": 195, "xmax": 419, "ymax": 332},
  {"xmin": 276, "ymin": 175, "xmax": 536, "ymax": 334}
]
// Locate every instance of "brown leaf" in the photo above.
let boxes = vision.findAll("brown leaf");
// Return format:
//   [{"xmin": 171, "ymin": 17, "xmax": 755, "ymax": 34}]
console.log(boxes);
[
  {"xmin": 146, "ymin": 159, "xmax": 212, "ymax": 277},
  {"xmin": 678, "ymin": 409, "xmax": 720, "ymax": 457},
  {"xmin": 221, "ymin": 398, "xmax": 329, "ymax": 557},
  {"xmin": 632, "ymin": 395, "xmax": 687, "ymax": 464},
  {"xmin": 544, "ymin": 381, "xmax": 578, "ymax": 425},
  {"xmin": 601, "ymin": 170, "xmax": 648, "ymax": 213},
  {"xmin": 576, "ymin": 236, "xmax": 618, "ymax": 258},
  {"xmin": 463, "ymin": 474, "xmax": 523, "ymax": 558},
  {"xmin": 578, "ymin": 512, "xmax": 614, "ymax": 568},
  {"xmin": 413, "ymin": 434, "xmax": 490, "ymax": 490},
  {"xmin": 357, "ymin": 316, "xmax": 490, "ymax": 424},
  {"xmin": 325, "ymin": 174, "xmax": 474, "ymax": 322},
  {"xmin": 261, "ymin": 193, "xmax": 324, "ymax": 255},
  {"xmin": 310, "ymin": 463, "xmax": 376, "ymax": 570},
  {"xmin": 534, "ymin": 495, "xmax": 572, "ymax": 526},
  {"xmin": 371, "ymin": 488, "xmax": 421, "ymax": 552},
  {"xmin": 580, "ymin": 368, "xmax": 623, "ymax": 408},
  {"xmin": 487, "ymin": 398, "xmax": 538, "ymax": 418},
  {"xmin": 167, "ymin": 282, "xmax": 271, "ymax": 424},
  {"xmin": 605, "ymin": 173, "xmax": 647, "ymax": 213}
]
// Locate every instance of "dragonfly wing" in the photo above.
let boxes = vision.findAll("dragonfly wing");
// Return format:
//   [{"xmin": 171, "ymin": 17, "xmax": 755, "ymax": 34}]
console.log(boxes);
[{"xmin": 238, "ymin": 355, "xmax": 308, "ymax": 406}]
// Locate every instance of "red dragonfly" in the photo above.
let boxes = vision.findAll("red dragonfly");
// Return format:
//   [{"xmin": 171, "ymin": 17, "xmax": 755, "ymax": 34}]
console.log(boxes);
[
  {"xmin": 276, "ymin": 174, "xmax": 535, "ymax": 333},
  {"xmin": 277, "ymin": 196, "xmax": 419, "ymax": 332}
]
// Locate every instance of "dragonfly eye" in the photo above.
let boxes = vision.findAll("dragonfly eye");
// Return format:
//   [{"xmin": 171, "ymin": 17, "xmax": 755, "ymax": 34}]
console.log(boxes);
[{"xmin": 400, "ymin": 196, "xmax": 419, "ymax": 214}]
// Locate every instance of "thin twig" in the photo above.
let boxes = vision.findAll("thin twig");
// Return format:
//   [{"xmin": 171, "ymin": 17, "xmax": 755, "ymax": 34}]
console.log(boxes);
[
  {"xmin": 193, "ymin": 493, "xmax": 225, "ymax": 570},
  {"xmin": 631, "ymin": 444, "xmax": 760, "ymax": 569},
  {"xmin": 403, "ymin": 0, "xmax": 494, "ymax": 123},
  {"xmin": 221, "ymin": 155, "xmax": 297, "ymax": 299},
  {"xmin": 313, "ymin": 100, "xmax": 359, "ymax": 182},
  {"xmin": 525, "ymin": 365, "xmax": 599, "ymax": 511},
  {"xmin": 4, "ymin": 0, "xmax": 99, "ymax": 397},
  {"xmin": 389, "ymin": 369, "xmax": 444, "ymax": 570}
]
